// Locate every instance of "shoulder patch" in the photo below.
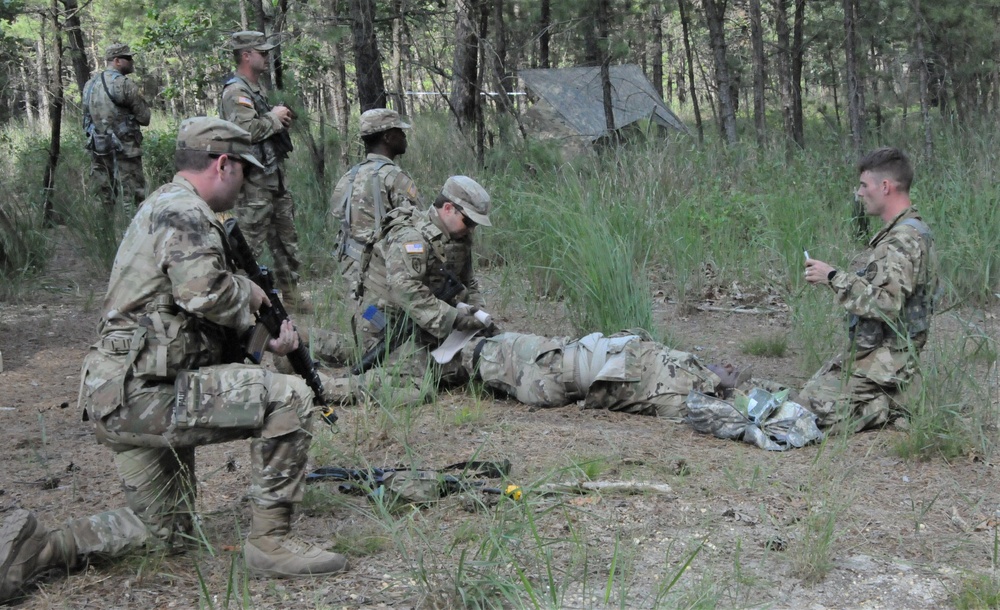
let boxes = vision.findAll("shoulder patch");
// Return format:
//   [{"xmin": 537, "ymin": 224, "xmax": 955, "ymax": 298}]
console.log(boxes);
[
  {"xmin": 237, "ymin": 96, "xmax": 254, "ymax": 108},
  {"xmin": 404, "ymin": 242, "xmax": 424, "ymax": 254}
]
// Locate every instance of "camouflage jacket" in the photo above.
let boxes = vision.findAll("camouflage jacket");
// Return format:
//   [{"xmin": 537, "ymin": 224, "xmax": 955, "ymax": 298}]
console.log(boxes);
[
  {"xmin": 830, "ymin": 206, "xmax": 939, "ymax": 352},
  {"xmin": 82, "ymin": 68, "xmax": 151, "ymax": 158},
  {"xmin": 359, "ymin": 207, "xmax": 483, "ymax": 341},
  {"xmin": 96, "ymin": 175, "xmax": 256, "ymax": 380},
  {"xmin": 219, "ymin": 74, "xmax": 285, "ymax": 183},
  {"xmin": 330, "ymin": 153, "xmax": 422, "ymax": 260}
]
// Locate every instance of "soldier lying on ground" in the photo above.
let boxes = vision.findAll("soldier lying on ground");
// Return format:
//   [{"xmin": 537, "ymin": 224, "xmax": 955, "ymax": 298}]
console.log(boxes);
[{"xmin": 309, "ymin": 328, "xmax": 743, "ymax": 418}]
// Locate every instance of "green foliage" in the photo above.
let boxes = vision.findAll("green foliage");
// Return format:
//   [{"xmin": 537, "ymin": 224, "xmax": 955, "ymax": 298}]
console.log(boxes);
[
  {"xmin": 740, "ymin": 333, "xmax": 789, "ymax": 358},
  {"xmin": 953, "ymin": 573, "xmax": 1000, "ymax": 610}
]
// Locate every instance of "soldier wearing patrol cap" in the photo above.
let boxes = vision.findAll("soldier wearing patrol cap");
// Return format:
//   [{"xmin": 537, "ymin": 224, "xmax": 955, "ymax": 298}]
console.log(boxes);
[
  {"xmin": 0, "ymin": 117, "xmax": 348, "ymax": 604},
  {"xmin": 220, "ymin": 31, "xmax": 311, "ymax": 312},
  {"xmin": 82, "ymin": 42, "xmax": 151, "ymax": 213},
  {"xmin": 305, "ymin": 108, "xmax": 424, "ymax": 367},
  {"xmin": 343, "ymin": 175, "xmax": 491, "ymax": 406},
  {"xmin": 331, "ymin": 107, "xmax": 423, "ymax": 299}
]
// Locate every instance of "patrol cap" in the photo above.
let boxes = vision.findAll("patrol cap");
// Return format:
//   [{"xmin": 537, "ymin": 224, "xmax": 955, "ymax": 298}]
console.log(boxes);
[
  {"xmin": 228, "ymin": 31, "xmax": 276, "ymax": 52},
  {"xmin": 105, "ymin": 43, "xmax": 133, "ymax": 61},
  {"xmin": 359, "ymin": 108, "xmax": 411, "ymax": 137},
  {"xmin": 441, "ymin": 176, "xmax": 491, "ymax": 227},
  {"xmin": 175, "ymin": 117, "xmax": 265, "ymax": 169}
]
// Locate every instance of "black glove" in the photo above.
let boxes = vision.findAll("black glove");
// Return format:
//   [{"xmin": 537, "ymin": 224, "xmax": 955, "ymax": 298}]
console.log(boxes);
[
  {"xmin": 483, "ymin": 322, "xmax": 502, "ymax": 337},
  {"xmin": 454, "ymin": 311, "xmax": 487, "ymax": 332}
]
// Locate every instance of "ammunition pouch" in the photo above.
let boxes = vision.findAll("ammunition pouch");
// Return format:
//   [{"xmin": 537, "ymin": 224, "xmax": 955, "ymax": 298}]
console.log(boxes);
[
  {"xmin": 87, "ymin": 130, "xmax": 123, "ymax": 157},
  {"xmin": 132, "ymin": 296, "xmax": 225, "ymax": 381},
  {"xmin": 848, "ymin": 314, "xmax": 884, "ymax": 351}
]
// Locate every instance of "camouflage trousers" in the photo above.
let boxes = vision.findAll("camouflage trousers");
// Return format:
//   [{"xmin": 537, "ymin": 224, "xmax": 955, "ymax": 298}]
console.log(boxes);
[
  {"xmin": 797, "ymin": 347, "xmax": 919, "ymax": 434},
  {"xmin": 90, "ymin": 154, "xmax": 146, "ymax": 212},
  {"xmin": 233, "ymin": 178, "xmax": 301, "ymax": 292},
  {"xmin": 469, "ymin": 333, "xmax": 722, "ymax": 420},
  {"xmin": 87, "ymin": 364, "xmax": 316, "ymax": 550},
  {"xmin": 351, "ymin": 320, "xmax": 467, "ymax": 408}
]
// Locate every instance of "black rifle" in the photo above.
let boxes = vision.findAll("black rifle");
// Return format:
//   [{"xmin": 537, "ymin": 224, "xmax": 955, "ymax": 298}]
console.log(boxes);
[
  {"xmin": 269, "ymin": 104, "xmax": 295, "ymax": 160},
  {"xmin": 224, "ymin": 219, "xmax": 337, "ymax": 424},
  {"xmin": 351, "ymin": 266, "xmax": 466, "ymax": 375},
  {"xmin": 306, "ymin": 460, "xmax": 513, "ymax": 499}
]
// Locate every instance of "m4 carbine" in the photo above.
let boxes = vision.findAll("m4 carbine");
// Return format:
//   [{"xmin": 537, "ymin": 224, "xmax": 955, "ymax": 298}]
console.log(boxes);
[{"xmin": 224, "ymin": 218, "xmax": 336, "ymax": 424}]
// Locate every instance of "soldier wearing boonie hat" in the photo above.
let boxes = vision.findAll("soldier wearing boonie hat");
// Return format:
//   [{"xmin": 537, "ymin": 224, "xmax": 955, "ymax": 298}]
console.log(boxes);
[
  {"xmin": 327, "ymin": 107, "xmax": 422, "ymax": 349},
  {"xmin": 220, "ymin": 30, "xmax": 312, "ymax": 312},
  {"xmin": 81, "ymin": 41, "xmax": 150, "ymax": 214}
]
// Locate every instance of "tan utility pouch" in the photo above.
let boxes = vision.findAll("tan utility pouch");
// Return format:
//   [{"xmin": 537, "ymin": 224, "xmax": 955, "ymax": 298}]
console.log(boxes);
[
  {"xmin": 174, "ymin": 367, "xmax": 267, "ymax": 429},
  {"xmin": 78, "ymin": 345, "xmax": 130, "ymax": 422},
  {"xmin": 133, "ymin": 297, "xmax": 205, "ymax": 381}
]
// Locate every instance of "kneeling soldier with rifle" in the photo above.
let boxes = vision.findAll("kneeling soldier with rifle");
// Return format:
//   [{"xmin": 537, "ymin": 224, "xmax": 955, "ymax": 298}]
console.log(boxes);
[
  {"xmin": 345, "ymin": 176, "xmax": 494, "ymax": 407},
  {"xmin": 0, "ymin": 118, "xmax": 347, "ymax": 604}
]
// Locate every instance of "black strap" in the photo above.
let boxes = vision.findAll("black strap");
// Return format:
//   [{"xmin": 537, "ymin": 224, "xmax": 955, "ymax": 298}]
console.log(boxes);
[
  {"xmin": 471, "ymin": 338, "xmax": 487, "ymax": 381},
  {"xmin": 100, "ymin": 71, "xmax": 123, "ymax": 107}
]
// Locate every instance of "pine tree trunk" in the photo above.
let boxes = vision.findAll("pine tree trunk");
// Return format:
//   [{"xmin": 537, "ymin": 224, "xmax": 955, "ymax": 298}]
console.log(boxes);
[
  {"xmin": 791, "ymin": 0, "xmax": 805, "ymax": 147},
  {"xmin": 451, "ymin": 0, "xmax": 479, "ymax": 132},
  {"xmin": 749, "ymin": 0, "xmax": 766, "ymax": 146},
  {"xmin": 678, "ymin": 0, "xmax": 702, "ymax": 142},
  {"xmin": 539, "ymin": 0, "xmax": 550, "ymax": 68},
  {"xmin": 914, "ymin": 0, "xmax": 932, "ymax": 158},
  {"xmin": 351, "ymin": 0, "xmax": 387, "ymax": 111},
  {"xmin": 774, "ymin": 0, "xmax": 794, "ymax": 154},
  {"xmin": 651, "ymin": 1, "xmax": 664, "ymax": 100},
  {"xmin": 843, "ymin": 0, "xmax": 864, "ymax": 156},
  {"xmin": 391, "ymin": 0, "xmax": 407, "ymax": 116},
  {"xmin": 42, "ymin": 0, "xmax": 64, "ymax": 226},
  {"xmin": 703, "ymin": 0, "xmax": 737, "ymax": 144},
  {"xmin": 58, "ymin": 0, "xmax": 90, "ymax": 94}
]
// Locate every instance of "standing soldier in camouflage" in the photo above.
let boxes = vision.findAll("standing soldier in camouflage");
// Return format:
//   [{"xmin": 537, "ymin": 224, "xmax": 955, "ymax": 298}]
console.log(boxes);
[
  {"xmin": 801, "ymin": 147, "xmax": 939, "ymax": 433},
  {"xmin": 331, "ymin": 107, "xmax": 423, "ymax": 297},
  {"xmin": 351, "ymin": 176, "xmax": 491, "ymax": 406},
  {"xmin": 0, "ymin": 118, "xmax": 348, "ymax": 604},
  {"xmin": 220, "ymin": 31, "xmax": 310, "ymax": 313},
  {"xmin": 82, "ymin": 43, "xmax": 151, "ymax": 212}
]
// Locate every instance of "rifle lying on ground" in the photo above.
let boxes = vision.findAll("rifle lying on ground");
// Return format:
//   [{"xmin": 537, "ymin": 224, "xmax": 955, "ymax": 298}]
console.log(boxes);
[
  {"xmin": 351, "ymin": 266, "xmax": 467, "ymax": 375},
  {"xmin": 224, "ymin": 218, "xmax": 337, "ymax": 425},
  {"xmin": 307, "ymin": 460, "xmax": 519, "ymax": 503}
]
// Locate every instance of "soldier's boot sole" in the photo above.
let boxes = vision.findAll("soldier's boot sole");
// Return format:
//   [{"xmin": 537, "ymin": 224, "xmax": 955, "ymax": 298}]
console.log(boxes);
[{"xmin": 0, "ymin": 510, "xmax": 44, "ymax": 603}]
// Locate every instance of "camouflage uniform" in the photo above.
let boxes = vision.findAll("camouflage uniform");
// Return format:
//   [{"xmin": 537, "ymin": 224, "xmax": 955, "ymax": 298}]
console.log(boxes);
[
  {"xmin": 70, "ymin": 134, "xmax": 314, "ymax": 561},
  {"xmin": 330, "ymin": 151, "xmax": 422, "ymax": 296},
  {"xmin": 318, "ymin": 109, "xmax": 422, "ymax": 365},
  {"xmin": 351, "ymin": 178, "xmax": 490, "ymax": 406},
  {"xmin": 82, "ymin": 43, "xmax": 151, "ymax": 211},
  {"xmin": 464, "ymin": 332, "xmax": 722, "ymax": 420},
  {"xmin": 798, "ymin": 207, "xmax": 939, "ymax": 433},
  {"xmin": 220, "ymin": 73, "xmax": 301, "ymax": 295},
  {"xmin": 331, "ymin": 109, "xmax": 421, "ymax": 295}
]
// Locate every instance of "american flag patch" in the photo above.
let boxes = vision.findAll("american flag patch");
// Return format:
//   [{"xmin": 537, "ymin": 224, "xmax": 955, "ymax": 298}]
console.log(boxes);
[
  {"xmin": 404, "ymin": 242, "xmax": 424, "ymax": 254},
  {"xmin": 237, "ymin": 96, "xmax": 254, "ymax": 108}
]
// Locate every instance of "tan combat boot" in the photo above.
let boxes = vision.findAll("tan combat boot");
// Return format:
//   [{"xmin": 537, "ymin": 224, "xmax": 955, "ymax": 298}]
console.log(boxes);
[
  {"xmin": 243, "ymin": 504, "xmax": 349, "ymax": 578},
  {"xmin": 0, "ymin": 510, "xmax": 76, "ymax": 602}
]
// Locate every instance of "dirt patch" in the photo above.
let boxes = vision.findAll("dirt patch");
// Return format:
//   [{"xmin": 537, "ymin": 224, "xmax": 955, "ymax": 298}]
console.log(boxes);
[{"xmin": 1, "ymin": 231, "xmax": 998, "ymax": 609}]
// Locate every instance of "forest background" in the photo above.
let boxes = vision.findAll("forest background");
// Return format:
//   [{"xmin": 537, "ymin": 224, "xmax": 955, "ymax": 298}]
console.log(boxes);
[{"xmin": 3, "ymin": 0, "xmax": 1000, "ymax": 607}]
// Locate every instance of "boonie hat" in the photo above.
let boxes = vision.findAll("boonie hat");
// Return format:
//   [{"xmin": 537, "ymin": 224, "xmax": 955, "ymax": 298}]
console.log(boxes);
[
  {"xmin": 175, "ymin": 117, "xmax": 265, "ymax": 169},
  {"xmin": 105, "ymin": 43, "xmax": 133, "ymax": 61},
  {"xmin": 359, "ymin": 108, "xmax": 411, "ymax": 137},
  {"xmin": 228, "ymin": 31, "xmax": 276, "ymax": 52},
  {"xmin": 441, "ymin": 176, "xmax": 491, "ymax": 227}
]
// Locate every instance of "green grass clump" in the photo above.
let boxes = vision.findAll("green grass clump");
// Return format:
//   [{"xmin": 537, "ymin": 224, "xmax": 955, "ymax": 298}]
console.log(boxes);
[
  {"xmin": 953, "ymin": 573, "xmax": 1000, "ymax": 610},
  {"xmin": 740, "ymin": 333, "xmax": 789, "ymax": 358}
]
